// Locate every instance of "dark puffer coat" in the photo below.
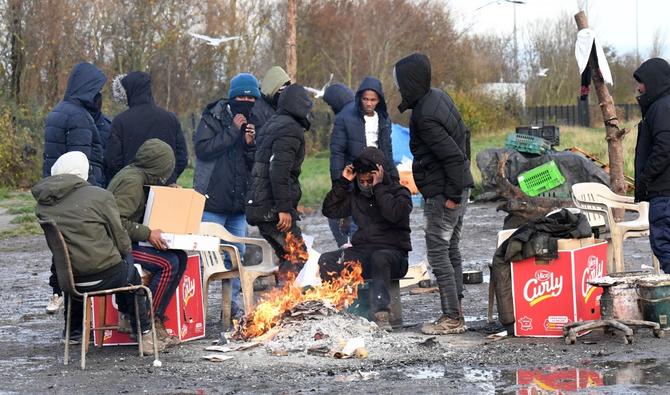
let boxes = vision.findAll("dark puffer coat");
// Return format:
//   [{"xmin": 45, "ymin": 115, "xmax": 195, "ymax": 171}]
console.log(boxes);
[
  {"xmin": 246, "ymin": 85, "xmax": 313, "ymax": 225},
  {"xmin": 323, "ymin": 83, "xmax": 354, "ymax": 115},
  {"xmin": 633, "ymin": 58, "xmax": 670, "ymax": 201},
  {"xmin": 42, "ymin": 62, "xmax": 106, "ymax": 186},
  {"xmin": 394, "ymin": 53, "xmax": 473, "ymax": 202},
  {"xmin": 322, "ymin": 147, "xmax": 412, "ymax": 252},
  {"xmin": 329, "ymin": 77, "xmax": 398, "ymax": 182},
  {"xmin": 105, "ymin": 72, "xmax": 187, "ymax": 185}
]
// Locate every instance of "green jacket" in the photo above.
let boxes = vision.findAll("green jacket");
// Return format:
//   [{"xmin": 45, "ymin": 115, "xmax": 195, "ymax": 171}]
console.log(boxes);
[
  {"xmin": 32, "ymin": 174, "xmax": 131, "ymax": 277},
  {"xmin": 107, "ymin": 138, "xmax": 176, "ymax": 242}
]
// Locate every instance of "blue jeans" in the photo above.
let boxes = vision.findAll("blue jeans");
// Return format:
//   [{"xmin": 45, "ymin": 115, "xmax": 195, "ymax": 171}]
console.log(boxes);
[
  {"xmin": 649, "ymin": 197, "xmax": 670, "ymax": 273},
  {"xmin": 202, "ymin": 211, "xmax": 245, "ymax": 316},
  {"xmin": 424, "ymin": 190, "xmax": 470, "ymax": 318}
]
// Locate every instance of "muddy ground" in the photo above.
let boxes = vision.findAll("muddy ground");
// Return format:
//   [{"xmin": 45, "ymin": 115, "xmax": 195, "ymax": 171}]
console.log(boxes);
[{"xmin": 1, "ymin": 202, "xmax": 669, "ymax": 394}]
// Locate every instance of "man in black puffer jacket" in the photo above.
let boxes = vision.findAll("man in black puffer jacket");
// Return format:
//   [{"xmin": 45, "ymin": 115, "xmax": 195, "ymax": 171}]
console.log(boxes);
[
  {"xmin": 42, "ymin": 62, "xmax": 106, "ymax": 187},
  {"xmin": 394, "ymin": 53, "xmax": 474, "ymax": 335},
  {"xmin": 319, "ymin": 147, "xmax": 412, "ymax": 331},
  {"xmin": 105, "ymin": 71, "xmax": 188, "ymax": 185},
  {"xmin": 246, "ymin": 84, "xmax": 313, "ymax": 276},
  {"xmin": 633, "ymin": 58, "xmax": 670, "ymax": 273}
]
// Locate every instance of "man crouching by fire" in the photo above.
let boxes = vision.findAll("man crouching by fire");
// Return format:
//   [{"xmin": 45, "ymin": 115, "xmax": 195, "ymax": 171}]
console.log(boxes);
[{"xmin": 318, "ymin": 147, "xmax": 412, "ymax": 331}]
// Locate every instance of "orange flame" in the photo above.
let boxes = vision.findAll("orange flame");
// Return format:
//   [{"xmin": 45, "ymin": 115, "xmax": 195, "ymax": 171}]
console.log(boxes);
[
  {"xmin": 236, "ymin": 260, "xmax": 364, "ymax": 339},
  {"xmin": 283, "ymin": 232, "xmax": 309, "ymax": 265}
]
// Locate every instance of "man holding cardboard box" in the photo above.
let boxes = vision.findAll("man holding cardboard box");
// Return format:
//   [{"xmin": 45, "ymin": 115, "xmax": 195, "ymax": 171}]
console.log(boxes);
[{"xmin": 107, "ymin": 139, "xmax": 186, "ymax": 346}]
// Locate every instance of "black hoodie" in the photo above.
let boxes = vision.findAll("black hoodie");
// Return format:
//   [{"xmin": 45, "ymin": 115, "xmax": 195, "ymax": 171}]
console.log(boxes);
[
  {"xmin": 393, "ymin": 53, "xmax": 473, "ymax": 202},
  {"xmin": 322, "ymin": 147, "xmax": 412, "ymax": 252},
  {"xmin": 104, "ymin": 71, "xmax": 187, "ymax": 184},
  {"xmin": 245, "ymin": 85, "xmax": 313, "ymax": 225},
  {"xmin": 329, "ymin": 77, "xmax": 398, "ymax": 183},
  {"xmin": 634, "ymin": 58, "xmax": 670, "ymax": 201},
  {"xmin": 323, "ymin": 83, "xmax": 354, "ymax": 115}
]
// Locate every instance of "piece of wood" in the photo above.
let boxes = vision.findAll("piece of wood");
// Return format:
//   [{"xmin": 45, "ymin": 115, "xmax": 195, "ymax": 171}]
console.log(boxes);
[{"xmin": 286, "ymin": 0, "xmax": 298, "ymax": 81}]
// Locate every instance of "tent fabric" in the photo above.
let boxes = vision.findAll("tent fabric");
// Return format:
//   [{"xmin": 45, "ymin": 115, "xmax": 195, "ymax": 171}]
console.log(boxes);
[{"xmin": 391, "ymin": 123, "xmax": 412, "ymax": 163}]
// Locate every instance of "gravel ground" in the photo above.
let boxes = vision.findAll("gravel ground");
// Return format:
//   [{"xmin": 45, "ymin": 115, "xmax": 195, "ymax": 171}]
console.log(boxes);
[{"xmin": 1, "ymin": 202, "xmax": 669, "ymax": 394}]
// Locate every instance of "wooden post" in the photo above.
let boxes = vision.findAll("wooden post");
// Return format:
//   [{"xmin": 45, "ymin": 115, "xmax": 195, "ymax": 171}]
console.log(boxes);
[
  {"xmin": 574, "ymin": 11, "xmax": 629, "ymax": 198},
  {"xmin": 286, "ymin": 0, "xmax": 298, "ymax": 82}
]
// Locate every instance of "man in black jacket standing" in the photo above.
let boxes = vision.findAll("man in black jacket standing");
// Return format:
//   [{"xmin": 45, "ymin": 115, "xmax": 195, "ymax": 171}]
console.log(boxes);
[
  {"xmin": 105, "ymin": 71, "xmax": 188, "ymax": 185},
  {"xmin": 246, "ymin": 84, "xmax": 313, "ymax": 277},
  {"xmin": 634, "ymin": 58, "xmax": 670, "ymax": 273},
  {"xmin": 394, "ymin": 53, "xmax": 474, "ymax": 335},
  {"xmin": 319, "ymin": 147, "xmax": 411, "ymax": 331}
]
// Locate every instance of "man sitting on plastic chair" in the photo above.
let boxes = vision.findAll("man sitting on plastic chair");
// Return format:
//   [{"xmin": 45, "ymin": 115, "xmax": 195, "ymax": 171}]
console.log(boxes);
[
  {"xmin": 32, "ymin": 152, "xmax": 161, "ymax": 353},
  {"xmin": 318, "ymin": 148, "xmax": 412, "ymax": 331}
]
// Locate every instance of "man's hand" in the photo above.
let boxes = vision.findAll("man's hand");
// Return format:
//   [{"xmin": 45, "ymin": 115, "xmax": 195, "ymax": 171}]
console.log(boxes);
[
  {"xmin": 244, "ymin": 123, "xmax": 255, "ymax": 145},
  {"xmin": 445, "ymin": 199, "xmax": 459, "ymax": 209},
  {"xmin": 233, "ymin": 114, "xmax": 247, "ymax": 130},
  {"xmin": 277, "ymin": 212, "xmax": 292, "ymax": 232},
  {"xmin": 342, "ymin": 164, "xmax": 356, "ymax": 181},
  {"xmin": 148, "ymin": 229, "xmax": 168, "ymax": 250},
  {"xmin": 371, "ymin": 164, "xmax": 384, "ymax": 186}
]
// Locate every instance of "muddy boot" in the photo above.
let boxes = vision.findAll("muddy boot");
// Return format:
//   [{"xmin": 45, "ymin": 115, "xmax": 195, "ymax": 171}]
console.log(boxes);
[
  {"xmin": 46, "ymin": 293, "xmax": 63, "ymax": 314},
  {"xmin": 140, "ymin": 331, "xmax": 165, "ymax": 355},
  {"xmin": 155, "ymin": 320, "xmax": 181, "ymax": 347},
  {"xmin": 373, "ymin": 311, "xmax": 393, "ymax": 332},
  {"xmin": 421, "ymin": 315, "xmax": 467, "ymax": 335}
]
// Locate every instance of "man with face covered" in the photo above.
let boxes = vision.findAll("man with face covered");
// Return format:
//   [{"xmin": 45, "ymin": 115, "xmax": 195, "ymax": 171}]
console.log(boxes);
[
  {"xmin": 633, "ymin": 57, "xmax": 670, "ymax": 273},
  {"xmin": 319, "ymin": 147, "xmax": 412, "ymax": 331},
  {"xmin": 193, "ymin": 72, "xmax": 261, "ymax": 319}
]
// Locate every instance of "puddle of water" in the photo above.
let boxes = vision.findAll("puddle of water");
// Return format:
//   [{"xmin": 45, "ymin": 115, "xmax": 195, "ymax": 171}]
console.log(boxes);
[{"xmin": 400, "ymin": 359, "xmax": 670, "ymax": 393}]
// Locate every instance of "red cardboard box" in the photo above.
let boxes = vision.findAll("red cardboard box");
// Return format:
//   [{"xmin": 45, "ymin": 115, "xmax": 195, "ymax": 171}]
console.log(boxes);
[
  {"xmin": 516, "ymin": 368, "xmax": 603, "ymax": 394},
  {"xmin": 511, "ymin": 241, "xmax": 607, "ymax": 337},
  {"xmin": 93, "ymin": 255, "xmax": 205, "ymax": 346}
]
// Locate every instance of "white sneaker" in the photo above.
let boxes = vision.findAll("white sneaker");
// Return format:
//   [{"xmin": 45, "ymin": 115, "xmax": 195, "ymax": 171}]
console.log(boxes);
[{"xmin": 46, "ymin": 294, "xmax": 63, "ymax": 314}]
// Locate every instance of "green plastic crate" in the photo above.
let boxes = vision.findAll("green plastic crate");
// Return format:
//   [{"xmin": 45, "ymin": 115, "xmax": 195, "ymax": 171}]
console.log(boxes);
[
  {"xmin": 504, "ymin": 133, "xmax": 551, "ymax": 155},
  {"xmin": 517, "ymin": 160, "xmax": 566, "ymax": 197}
]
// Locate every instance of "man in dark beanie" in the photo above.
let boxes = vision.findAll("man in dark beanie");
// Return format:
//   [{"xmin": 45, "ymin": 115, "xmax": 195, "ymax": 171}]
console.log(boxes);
[
  {"xmin": 393, "ymin": 53, "xmax": 473, "ymax": 335},
  {"xmin": 105, "ymin": 71, "xmax": 188, "ymax": 185},
  {"xmin": 193, "ymin": 72, "xmax": 262, "ymax": 320},
  {"xmin": 319, "ymin": 147, "xmax": 412, "ymax": 331},
  {"xmin": 633, "ymin": 57, "xmax": 670, "ymax": 273}
]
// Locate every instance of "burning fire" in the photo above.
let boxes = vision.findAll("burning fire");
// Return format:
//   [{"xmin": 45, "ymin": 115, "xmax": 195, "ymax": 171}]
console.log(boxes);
[
  {"xmin": 235, "ymin": 261, "xmax": 364, "ymax": 339},
  {"xmin": 283, "ymin": 232, "xmax": 309, "ymax": 265}
]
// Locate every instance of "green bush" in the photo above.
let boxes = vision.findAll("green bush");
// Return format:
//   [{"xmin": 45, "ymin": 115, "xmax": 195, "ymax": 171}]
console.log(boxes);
[
  {"xmin": 450, "ymin": 90, "xmax": 519, "ymax": 135},
  {"xmin": 0, "ymin": 103, "xmax": 41, "ymax": 188}
]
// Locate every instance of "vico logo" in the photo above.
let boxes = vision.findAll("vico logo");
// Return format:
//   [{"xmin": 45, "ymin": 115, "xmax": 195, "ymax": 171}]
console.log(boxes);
[
  {"xmin": 523, "ymin": 270, "xmax": 563, "ymax": 307},
  {"xmin": 182, "ymin": 275, "xmax": 196, "ymax": 307},
  {"xmin": 582, "ymin": 255, "xmax": 604, "ymax": 303}
]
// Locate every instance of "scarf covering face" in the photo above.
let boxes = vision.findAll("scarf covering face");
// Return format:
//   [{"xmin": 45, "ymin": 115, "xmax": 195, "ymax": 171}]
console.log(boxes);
[{"xmin": 229, "ymin": 100, "xmax": 255, "ymax": 120}]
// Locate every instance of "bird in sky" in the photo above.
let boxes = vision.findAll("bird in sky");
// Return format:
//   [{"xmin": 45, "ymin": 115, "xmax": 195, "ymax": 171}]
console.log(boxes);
[
  {"xmin": 188, "ymin": 32, "xmax": 240, "ymax": 46},
  {"xmin": 304, "ymin": 73, "xmax": 334, "ymax": 98}
]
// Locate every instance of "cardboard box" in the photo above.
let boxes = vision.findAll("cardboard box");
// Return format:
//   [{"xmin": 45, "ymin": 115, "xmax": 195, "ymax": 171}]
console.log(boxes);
[
  {"xmin": 398, "ymin": 170, "xmax": 419, "ymax": 195},
  {"xmin": 143, "ymin": 186, "xmax": 205, "ymax": 234},
  {"xmin": 516, "ymin": 368, "xmax": 603, "ymax": 394},
  {"xmin": 511, "ymin": 240, "xmax": 607, "ymax": 337},
  {"xmin": 139, "ymin": 233, "xmax": 219, "ymax": 252},
  {"xmin": 92, "ymin": 255, "xmax": 205, "ymax": 346}
]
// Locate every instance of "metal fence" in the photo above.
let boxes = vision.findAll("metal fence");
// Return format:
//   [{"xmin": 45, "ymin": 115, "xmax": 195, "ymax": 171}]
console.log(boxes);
[{"xmin": 523, "ymin": 102, "xmax": 639, "ymax": 127}]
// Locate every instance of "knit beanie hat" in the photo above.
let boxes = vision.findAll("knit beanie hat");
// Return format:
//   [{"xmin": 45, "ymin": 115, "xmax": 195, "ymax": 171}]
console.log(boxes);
[
  {"xmin": 261, "ymin": 66, "xmax": 291, "ymax": 96},
  {"xmin": 228, "ymin": 73, "xmax": 261, "ymax": 99},
  {"xmin": 51, "ymin": 151, "xmax": 89, "ymax": 181}
]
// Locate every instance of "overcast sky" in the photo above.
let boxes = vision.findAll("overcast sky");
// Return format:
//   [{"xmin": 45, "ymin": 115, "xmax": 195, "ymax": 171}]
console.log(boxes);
[{"xmin": 448, "ymin": 0, "xmax": 668, "ymax": 58}]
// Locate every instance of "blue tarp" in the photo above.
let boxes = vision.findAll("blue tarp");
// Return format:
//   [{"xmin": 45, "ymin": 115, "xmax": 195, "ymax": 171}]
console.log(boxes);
[{"xmin": 391, "ymin": 123, "xmax": 412, "ymax": 164}]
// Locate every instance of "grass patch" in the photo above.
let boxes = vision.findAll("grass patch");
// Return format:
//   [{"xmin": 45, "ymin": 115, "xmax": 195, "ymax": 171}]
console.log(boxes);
[
  {"xmin": 0, "ymin": 187, "xmax": 10, "ymax": 200},
  {"xmin": 300, "ymin": 155, "xmax": 331, "ymax": 207},
  {"xmin": 10, "ymin": 213, "xmax": 36, "ymax": 224},
  {"xmin": 177, "ymin": 166, "xmax": 194, "ymax": 189},
  {"xmin": 0, "ymin": 222, "xmax": 41, "ymax": 239},
  {"xmin": 6, "ymin": 205, "xmax": 35, "ymax": 215}
]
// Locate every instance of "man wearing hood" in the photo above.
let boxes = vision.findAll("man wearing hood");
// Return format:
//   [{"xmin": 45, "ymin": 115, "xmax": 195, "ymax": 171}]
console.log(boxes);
[
  {"xmin": 43, "ymin": 62, "xmax": 106, "ymax": 187},
  {"xmin": 319, "ymin": 147, "xmax": 412, "ymax": 330},
  {"xmin": 394, "ymin": 53, "xmax": 474, "ymax": 335},
  {"xmin": 193, "ymin": 72, "xmax": 261, "ymax": 319},
  {"xmin": 254, "ymin": 66, "xmax": 292, "ymax": 135},
  {"xmin": 634, "ymin": 57, "xmax": 670, "ymax": 273},
  {"xmin": 33, "ymin": 151, "xmax": 160, "ymax": 352},
  {"xmin": 105, "ymin": 71, "xmax": 188, "ymax": 185},
  {"xmin": 323, "ymin": 83, "xmax": 356, "ymax": 247},
  {"xmin": 107, "ymin": 139, "xmax": 186, "ymax": 346},
  {"xmin": 246, "ymin": 84, "xmax": 313, "ymax": 276}
]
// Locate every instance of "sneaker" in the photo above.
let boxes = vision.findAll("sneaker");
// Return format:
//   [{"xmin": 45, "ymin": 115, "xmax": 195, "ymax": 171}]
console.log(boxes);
[
  {"xmin": 140, "ymin": 332, "xmax": 165, "ymax": 355},
  {"xmin": 421, "ymin": 315, "xmax": 467, "ymax": 335},
  {"xmin": 60, "ymin": 336, "xmax": 82, "ymax": 345},
  {"xmin": 373, "ymin": 311, "xmax": 393, "ymax": 332},
  {"xmin": 46, "ymin": 294, "xmax": 63, "ymax": 314},
  {"xmin": 155, "ymin": 320, "xmax": 181, "ymax": 347},
  {"xmin": 117, "ymin": 313, "xmax": 132, "ymax": 334}
]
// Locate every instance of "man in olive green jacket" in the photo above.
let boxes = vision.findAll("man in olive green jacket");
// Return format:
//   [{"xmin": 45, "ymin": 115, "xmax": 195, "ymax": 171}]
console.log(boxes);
[
  {"xmin": 107, "ymin": 138, "xmax": 186, "ymax": 346},
  {"xmin": 33, "ymin": 151, "xmax": 158, "ymax": 352}
]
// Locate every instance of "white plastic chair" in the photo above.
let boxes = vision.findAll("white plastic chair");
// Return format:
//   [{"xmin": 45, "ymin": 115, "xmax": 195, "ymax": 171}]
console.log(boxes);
[
  {"xmin": 198, "ymin": 222, "xmax": 277, "ymax": 326},
  {"xmin": 571, "ymin": 182, "xmax": 659, "ymax": 274}
]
